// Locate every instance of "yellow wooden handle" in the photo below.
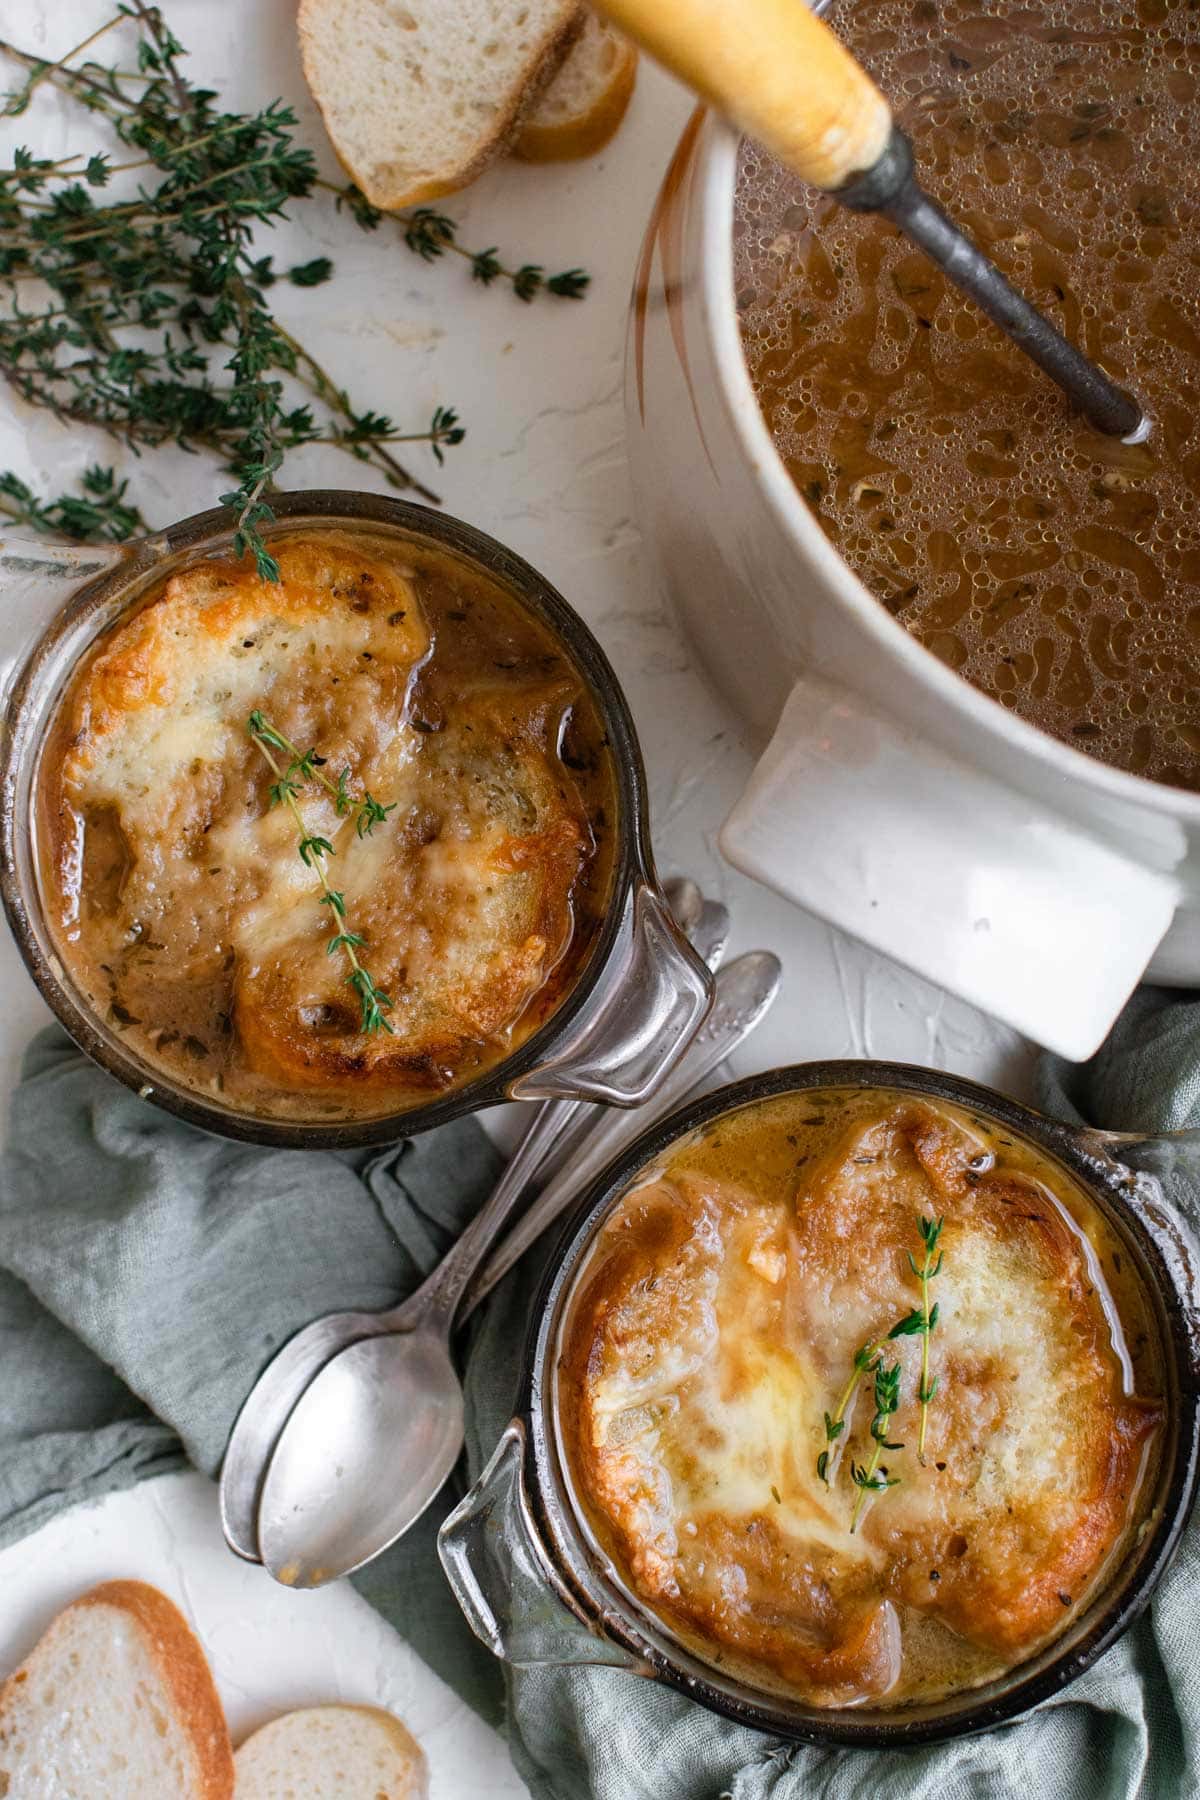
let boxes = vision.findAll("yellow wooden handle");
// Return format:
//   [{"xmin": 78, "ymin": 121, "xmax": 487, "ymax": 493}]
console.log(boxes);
[{"xmin": 592, "ymin": 0, "xmax": 892, "ymax": 190}]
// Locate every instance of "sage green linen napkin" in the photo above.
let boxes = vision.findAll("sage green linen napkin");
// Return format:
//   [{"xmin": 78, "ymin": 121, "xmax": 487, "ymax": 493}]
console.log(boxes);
[{"xmin": 2, "ymin": 1003, "xmax": 1199, "ymax": 1800}]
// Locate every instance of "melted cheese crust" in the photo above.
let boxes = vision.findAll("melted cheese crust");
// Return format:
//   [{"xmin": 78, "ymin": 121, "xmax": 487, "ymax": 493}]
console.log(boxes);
[
  {"xmin": 42, "ymin": 534, "xmax": 611, "ymax": 1115},
  {"xmin": 562, "ymin": 1094, "xmax": 1161, "ymax": 1708}
]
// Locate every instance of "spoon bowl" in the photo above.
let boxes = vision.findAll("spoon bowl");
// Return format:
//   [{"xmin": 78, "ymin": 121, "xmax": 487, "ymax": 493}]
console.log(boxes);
[{"xmin": 261, "ymin": 1328, "xmax": 464, "ymax": 1587}]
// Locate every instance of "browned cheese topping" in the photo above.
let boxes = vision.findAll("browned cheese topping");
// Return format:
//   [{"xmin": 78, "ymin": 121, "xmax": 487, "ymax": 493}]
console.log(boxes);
[
  {"xmin": 39, "ymin": 533, "xmax": 615, "ymax": 1121},
  {"xmin": 561, "ymin": 1091, "xmax": 1162, "ymax": 1708},
  {"xmin": 736, "ymin": 0, "xmax": 1200, "ymax": 788}
]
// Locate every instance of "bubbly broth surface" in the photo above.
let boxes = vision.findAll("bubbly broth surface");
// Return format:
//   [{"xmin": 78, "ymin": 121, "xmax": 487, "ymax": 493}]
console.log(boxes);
[{"xmin": 735, "ymin": 0, "xmax": 1200, "ymax": 787}]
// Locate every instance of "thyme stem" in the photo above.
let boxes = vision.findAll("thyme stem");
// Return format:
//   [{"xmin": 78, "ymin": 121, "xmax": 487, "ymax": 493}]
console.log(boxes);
[
  {"xmin": 248, "ymin": 722, "xmax": 394, "ymax": 1036},
  {"xmin": 888, "ymin": 1215, "xmax": 945, "ymax": 1464}
]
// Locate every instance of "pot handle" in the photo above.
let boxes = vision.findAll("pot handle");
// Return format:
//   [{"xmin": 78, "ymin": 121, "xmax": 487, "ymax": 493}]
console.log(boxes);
[
  {"xmin": 719, "ymin": 671, "xmax": 1180, "ymax": 1061},
  {"xmin": 438, "ymin": 1420, "xmax": 648, "ymax": 1672},
  {"xmin": 508, "ymin": 879, "xmax": 713, "ymax": 1106},
  {"xmin": 1063, "ymin": 1124, "xmax": 1200, "ymax": 1375}
]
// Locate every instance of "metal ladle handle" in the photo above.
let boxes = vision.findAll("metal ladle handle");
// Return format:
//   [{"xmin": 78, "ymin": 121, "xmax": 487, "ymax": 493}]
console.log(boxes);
[{"xmin": 594, "ymin": 0, "xmax": 1143, "ymax": 438}]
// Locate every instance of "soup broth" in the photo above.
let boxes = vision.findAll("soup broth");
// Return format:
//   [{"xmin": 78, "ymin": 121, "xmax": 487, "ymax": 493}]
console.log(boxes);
[
  {"xmin": 735, "ymin": 0, "xmax": 1200, "ymax": 788},
  {"xmin": 560, "ymin": 1088, "xmax": 1163, "ymax": 1709},
  {"xmin": 37, "ymin": 531, "xmax": 616, "ymax": 1123}
]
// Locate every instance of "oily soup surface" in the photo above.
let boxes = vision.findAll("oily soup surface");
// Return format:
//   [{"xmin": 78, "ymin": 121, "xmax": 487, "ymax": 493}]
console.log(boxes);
[
  {"xmin": 38, "ymin": 532, "xmax": 615, "ymax": 1121},
  {"xmin": 735, "ymin": 0, "xmax": 1200, "ymax": 788},
  {"xmin": 561, "ymin": 1091, "xmax": 1163, "ymax": 1708}
]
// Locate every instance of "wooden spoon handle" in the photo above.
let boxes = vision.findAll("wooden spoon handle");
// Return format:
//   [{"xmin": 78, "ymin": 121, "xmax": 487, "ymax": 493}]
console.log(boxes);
[{"xmin": 593, "ymin": 0, "xmax": 892, "ymax": 190}]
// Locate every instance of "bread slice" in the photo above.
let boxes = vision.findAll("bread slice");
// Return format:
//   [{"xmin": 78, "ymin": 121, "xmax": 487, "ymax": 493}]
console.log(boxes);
[
  {"xmin": 0, "ymin": 1580, "xmax": 234, "ymax": 1799},
  {"xmin": 514, "ymin": 12, "xmax": 637, "ymax": 161},
  {"xmin": 235, "ymin": 1705, "xmax": 427, "ymax": 1799},
  {"xmin": 298, "ymin": 0, "xmax": 585, "ymax": 210}
]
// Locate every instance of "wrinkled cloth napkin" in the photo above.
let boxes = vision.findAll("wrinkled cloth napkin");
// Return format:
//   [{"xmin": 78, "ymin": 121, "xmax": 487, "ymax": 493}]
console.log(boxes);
[{"xmin": 3, "ymin": 1000, "xmax": 1200, "ymax": 1800}]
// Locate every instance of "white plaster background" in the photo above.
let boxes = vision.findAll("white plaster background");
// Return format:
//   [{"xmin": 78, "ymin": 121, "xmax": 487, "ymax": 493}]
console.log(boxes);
[{"xmin": 0, "ymin": 3, "xmax": 1031, "ymax": 1791}]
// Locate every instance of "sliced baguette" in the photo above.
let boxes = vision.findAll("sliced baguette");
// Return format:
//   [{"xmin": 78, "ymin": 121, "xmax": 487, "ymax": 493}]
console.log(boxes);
[
  {"xmin": 235, "ymin": 1704, "xmax": 427, "ymax": 1799},
  {"xmin": 514, "ymin": 12, "xmax": 637, "ymax": 161},
  {"xmin": 0, "ymin": 1580, "xmax": 234, "ymax": 1799},
  {"xmin": 298, "ymin": 0, "xmax": 585, "ymax": 210}
]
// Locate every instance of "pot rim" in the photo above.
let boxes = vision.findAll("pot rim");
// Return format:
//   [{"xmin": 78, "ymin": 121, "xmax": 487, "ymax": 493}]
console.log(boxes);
[
  {"xmin": 521, "ymin": 1059, "xmax": 1200, "ymax": 1747},
  {"xmin": 0, "ymin": 488, "xmax": 650, "ymax": 1149},
  {"xmin": 695, "ymin": 112, "xmax": 1200, "ymax": 822}
]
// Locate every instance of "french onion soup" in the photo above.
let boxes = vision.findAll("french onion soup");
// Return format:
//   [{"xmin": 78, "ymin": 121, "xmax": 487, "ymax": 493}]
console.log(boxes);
[
  {"xmin": 559, "ymin": 1088, "xmax": 1163, "ymax": 1709},
  {"xmin": 735, "ymin": 0, "xmax": 1200, "ymax": 789},
  {"xmin": 36, "ymin": 532, "xmax": 616, "ymax": 1122}
]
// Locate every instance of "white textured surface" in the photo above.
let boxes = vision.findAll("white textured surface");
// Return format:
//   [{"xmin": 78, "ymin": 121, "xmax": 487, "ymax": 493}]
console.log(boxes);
[{"xmin": 0, "ymin": 2, "xmax": 1033, "ymax": 1793}]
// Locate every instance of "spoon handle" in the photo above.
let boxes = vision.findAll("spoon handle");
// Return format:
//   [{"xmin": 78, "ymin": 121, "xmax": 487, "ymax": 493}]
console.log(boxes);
[
  {"xmin": 593, "ymin": 0, "xmax": 891, "ymax": 191},
  {"xmin": 459, "ymin": 949, "xmax": 782, "ymax": 1317},
  {"xmin": 384, "ymin": 1098, "xmax": 589, "ymax": 1334},
  {"xmin": 382, "ymin": 889, "xmax": 726, "ymax": 1336}
]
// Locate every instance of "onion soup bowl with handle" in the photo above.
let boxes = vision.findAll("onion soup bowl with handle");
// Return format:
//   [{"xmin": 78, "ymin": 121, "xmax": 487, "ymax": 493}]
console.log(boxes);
[
  {"xmin": 625, "ymin": 0, "xmax": 1200, "ymax": 1062},
  {"xmin": 0, "ymin": 490, "xmax": 712, "ymax": 1149},
  {"xmin": 439, "ymin": 1062, "xmax": 1200, "ymax": 1747}
]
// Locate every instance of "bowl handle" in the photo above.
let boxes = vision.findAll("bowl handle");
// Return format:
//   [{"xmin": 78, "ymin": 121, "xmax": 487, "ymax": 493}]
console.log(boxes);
[
  {"xmin": 0, "ymin": 534, "xmax": 132, "ymax": 705},
  {"xmin": 438, "ymin": 1419, "xmax": 648, "ymax": 1672},
  {"xmin": 719, "ymin": 670, "xmax": 1179, "ymax": 1060},
  {"xmin": 1062, "ymin": 1124, "xmax": 1200, "ymax": 1378},
  {"xmin": 508, "ymin": 879, "xmax": 713, "ymax": 1106}
]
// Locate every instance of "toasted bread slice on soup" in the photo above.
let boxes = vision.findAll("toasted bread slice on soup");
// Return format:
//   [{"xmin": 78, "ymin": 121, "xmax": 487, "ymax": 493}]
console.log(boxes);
[{"xmin": 298, "ymin": 0, "xmax": 585, "ymax": 209}]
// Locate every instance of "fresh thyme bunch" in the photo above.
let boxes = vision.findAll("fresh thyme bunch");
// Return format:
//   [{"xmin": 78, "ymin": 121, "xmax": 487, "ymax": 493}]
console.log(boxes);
[{"xmin": 0, "ymin": 4, "xmax": 588, "ymax": 572}]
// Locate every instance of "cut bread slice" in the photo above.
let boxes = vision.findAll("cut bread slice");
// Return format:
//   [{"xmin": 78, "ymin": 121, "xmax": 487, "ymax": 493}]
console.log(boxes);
[
  {"xmin": 0, "ymin": 1580, "xmax": 234, "ymax": 1799},
  {"xmin": 235, "ymin": 1705, "xmax": 427, "ymax": 1799},
  {"xmin": 298, "ymin": 0, "xmax": 585, "ymax": 210},
  {"xmin": 514, "ymin": 11, "xmax": 637, "ymax": 160}
]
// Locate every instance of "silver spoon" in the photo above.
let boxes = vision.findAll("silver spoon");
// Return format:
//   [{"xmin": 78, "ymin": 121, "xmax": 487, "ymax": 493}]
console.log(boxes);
[
  {"xmin": 257, "ymin": 948, "xmax": 782, "ymax": 1588},
  {"xmin": 218, "ymin": 877, "xmax": 721, "ymax": 1562}
]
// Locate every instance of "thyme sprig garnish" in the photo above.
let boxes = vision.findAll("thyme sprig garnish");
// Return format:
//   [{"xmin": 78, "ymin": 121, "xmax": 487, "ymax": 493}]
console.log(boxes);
[
  {"xmin": 0, "ymin": 6, "xmax": 587, "ymax": 559},
  {"xmin": 888, "ymin": 1214, "xmax": 944, "ymax": 1463},
  {"xmin": 247, "ymin": 711, "xmax": 394, "ymax": 1036},
  {"xmin": 247, "ymin": 710, "xmax": 397, "ymax": 840},
  {"xmin": 848, "ymin": 1359, "xmax": 904, "ymax": 1534},
  {"xmin": 817, "ymin": 1338, "xmax": 880, "ymax": 1486}
]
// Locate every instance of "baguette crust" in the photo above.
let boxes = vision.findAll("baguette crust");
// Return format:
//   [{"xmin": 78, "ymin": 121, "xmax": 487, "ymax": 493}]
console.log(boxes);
[
  {"xmin": 514, "ymin": 34, "xmax": 637, "ymax": 161},
  {"xmin": 0, "ymin": 1580, "xmax": 234, "ymax": 1798},
  {"xmin": 298, "ymin": 1, "xmax": 585, "ymax": 211},
  {"xmin": 235, "ymin": 1703, "xmax": 427, "ymax": 1798}
]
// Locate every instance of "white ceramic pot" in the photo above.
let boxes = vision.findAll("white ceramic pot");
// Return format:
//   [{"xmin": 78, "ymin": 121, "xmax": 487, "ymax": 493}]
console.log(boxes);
[{"xmin": 626, "ymin": 109, "xmax": 1200, "ymax": 1061}]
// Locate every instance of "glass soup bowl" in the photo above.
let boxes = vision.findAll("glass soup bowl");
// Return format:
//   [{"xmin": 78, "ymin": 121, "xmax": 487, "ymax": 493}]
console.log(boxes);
[
  {"xmin": 0, "ymin": 490, "xmax": 712, "ymax": 1148},
  {"xmin": 440, "ymin": 1062, "xmax": 1200, "ymax": 1747},
  {"xmin": 626, "ymin": 91, "xmax": 1200, "ymax": 1062}
]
